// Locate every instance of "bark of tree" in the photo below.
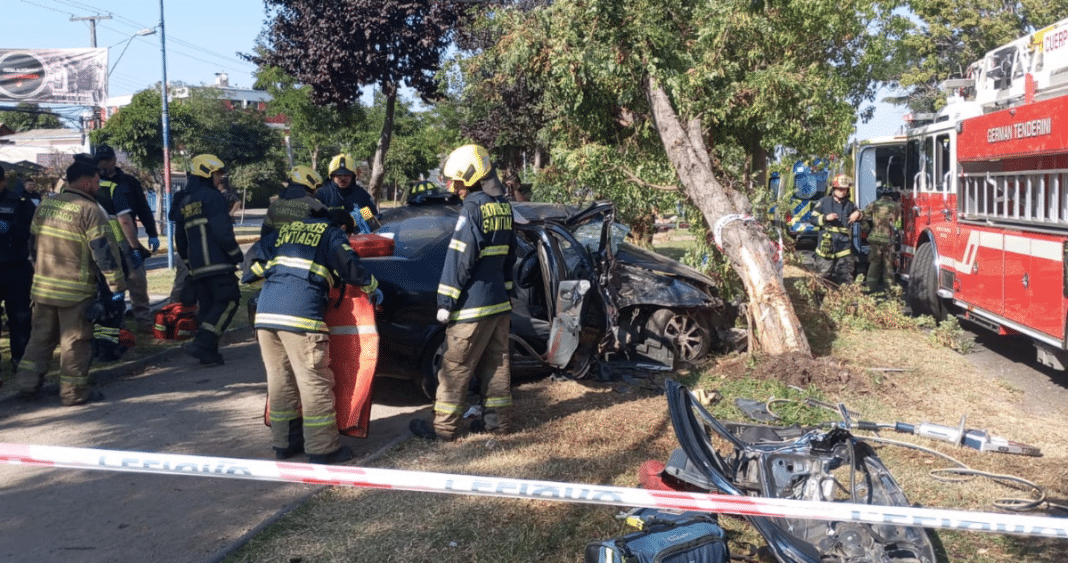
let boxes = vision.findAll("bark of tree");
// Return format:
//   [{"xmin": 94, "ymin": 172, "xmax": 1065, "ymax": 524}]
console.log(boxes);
[
  {"xmin": 644, "ymin": 76, "xmax": 810, "ymax": 355},
  {"xmin": 368, "ymin": 82, "xmax": 397, "ymax": 201}
]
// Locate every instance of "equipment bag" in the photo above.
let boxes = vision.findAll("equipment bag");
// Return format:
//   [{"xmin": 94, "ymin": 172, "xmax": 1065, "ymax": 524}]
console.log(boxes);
[
  {"xmin": 585, "ymin": 509, "xmax": 729, "ymax": 563},
  {"xmin": 153, "ymin": 303, "xmax": 199, "ymax": 340}
]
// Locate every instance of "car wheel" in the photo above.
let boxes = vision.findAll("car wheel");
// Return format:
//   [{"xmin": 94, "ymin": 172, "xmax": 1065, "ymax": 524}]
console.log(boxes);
[
  {"xmin": 419, "ymin": 331, "xmax": 446, "ymax": 399},
  {"xmin": 645, "ymin": 308, "xmax": 712, "ymax": 364}
]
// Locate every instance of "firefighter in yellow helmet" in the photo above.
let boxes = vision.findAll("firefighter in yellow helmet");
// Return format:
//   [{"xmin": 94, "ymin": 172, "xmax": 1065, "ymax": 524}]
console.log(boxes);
[
  {"xmin": 169, "ymin": 154, "xmax": 244, "ymax": 365},
  {"xmin": 410, "ymin": 144, "xmax": 517, "ymax": 441},
  {"xmin": 315, "ymin": 153, "xmax": 379, "ymax": 233},
  {"xmin": 261, "ymin": 165, "xmax": 330, "ymax": 236},
  {"xmin": 808, "ymin": 174, "xmax": 862, "ymax": 284}
]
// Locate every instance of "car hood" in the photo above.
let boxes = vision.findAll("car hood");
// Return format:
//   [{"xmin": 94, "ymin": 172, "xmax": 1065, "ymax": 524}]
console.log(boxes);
[{"xmin": 614, "ymin": 243, "xmax": 716, "ymax": 287}]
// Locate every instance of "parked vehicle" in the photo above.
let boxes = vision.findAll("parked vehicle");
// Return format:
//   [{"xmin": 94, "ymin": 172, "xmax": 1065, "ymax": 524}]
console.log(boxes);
[
  {"xmin": 856, "ymin": 16, "xmax": 1068, "ymax": 370},
  {"xmin": 362, "ymin": 199, "xmax": 741, "ymax": 396}
]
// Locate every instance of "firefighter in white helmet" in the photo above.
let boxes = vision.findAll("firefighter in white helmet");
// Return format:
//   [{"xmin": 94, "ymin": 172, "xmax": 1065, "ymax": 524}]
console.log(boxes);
[
  {"xmin": 410, "ymin": 144, "xmax": 517, "ymax": 441},
  {"xmin": 808, "ymin": 174, "xmax": 862, "ymax": 284}
]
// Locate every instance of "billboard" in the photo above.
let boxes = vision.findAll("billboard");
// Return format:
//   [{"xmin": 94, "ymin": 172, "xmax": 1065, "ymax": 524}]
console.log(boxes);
[{"xmin": 0, "ymin": 48, "xmax": 107, "ymax": 105}]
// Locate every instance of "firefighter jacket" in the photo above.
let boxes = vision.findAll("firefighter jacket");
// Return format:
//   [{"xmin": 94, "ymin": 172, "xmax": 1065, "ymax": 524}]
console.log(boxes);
[
  {"xmin": 103, "ymin": 167, "xmax": 158, "ymax": 239},
  {"xmin": 809, "ymin": 194, "xmax": 860, "ymax": 259},
  {"xmin": 863, "ymin": 196, "xmax": 902, "ymax": 245},
  {"xmin": 0, "ymin": 187, "xmax": 37, "ymax": 264},
  {"xmin": 315, "ymin": 180, "xmax": 379, "ymax": 222},
  {"xmin": 261, "ymin": 183, "xmax": 329, "ymax": 237},
  {"xmin": 246, "ymin": 217, "xmax": 378, "ymax": 334},
  {"xmin": 437, "ymin": 190, "xmax": 516, "ymax": 323},
  {"xmin": 96, "ymin": 176, "xmax": 134, "ymax": 249},
  {"xmin": 170, "ymin": 176, "xmax": 243, "ymax": 279},
  {"xmin": 28, "ymin": 186, "xmax": 126, "ymax": 306}
]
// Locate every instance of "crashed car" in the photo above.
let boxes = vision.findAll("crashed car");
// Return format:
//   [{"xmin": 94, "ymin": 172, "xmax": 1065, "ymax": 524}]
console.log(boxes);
[{"xmin": 362, "ymin": 197, "xmax": 740, "ymax": 396}]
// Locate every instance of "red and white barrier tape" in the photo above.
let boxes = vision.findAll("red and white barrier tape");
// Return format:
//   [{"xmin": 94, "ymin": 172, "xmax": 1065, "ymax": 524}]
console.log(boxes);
[{"xmin": 2, "ymin": 442, "xmax": 1065, "ymax": 538}]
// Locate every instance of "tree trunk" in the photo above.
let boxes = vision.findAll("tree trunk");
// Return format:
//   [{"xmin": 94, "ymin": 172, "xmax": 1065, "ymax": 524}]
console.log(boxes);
[
  {"xmin": 368, "ymin": 82, "xmax": 397, "ymax": 201},
  {"xmin": 644, "ymin": 76, "xmax": 810, "ymax": 356}
]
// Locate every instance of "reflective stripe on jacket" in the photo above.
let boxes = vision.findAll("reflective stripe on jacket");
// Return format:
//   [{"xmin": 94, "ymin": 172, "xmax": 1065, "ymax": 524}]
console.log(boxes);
[
  {"xmin": 248, "ymin": 217, "xmax": 376, "ymax": 334},
  {"xmin": 29, "ymin": 187, "xmax": 125, "ymax": 306},
  {"xmin": 436, "ymin": 190, "xmax": 516, "ymax": 322},
  {"xmin": 170, "ymin": 177, "xmax": 243, "ymax": 279}
]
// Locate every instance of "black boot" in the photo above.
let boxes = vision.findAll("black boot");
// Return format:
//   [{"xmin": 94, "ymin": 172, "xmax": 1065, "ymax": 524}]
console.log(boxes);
[
  {"xmin": 308, "ymin": 446, "xmax": 354, "ymax": 465},
  {"xmin": 273, "ymin": 419, "xmax": 305, "ymax": 460}
]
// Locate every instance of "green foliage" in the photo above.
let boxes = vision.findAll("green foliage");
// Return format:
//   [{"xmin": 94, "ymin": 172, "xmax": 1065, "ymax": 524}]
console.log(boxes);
[
  {"xmin": 888, "ymin": 0, "xmax": 1068, "ymax": 112},
  {"xmin": 679, "ymin": 238, "xmax": 747, "ymax": 304},
  {"xmin": 817, "ymin": 280, "xmax": 921, "ymax": 331},
  {"xmin": 0, "ymin": 102, "xmax": 63, "ymax": 131},
  {"xmin": 927, "ymin": 316, "xmax": 976, "ymax": 354}
]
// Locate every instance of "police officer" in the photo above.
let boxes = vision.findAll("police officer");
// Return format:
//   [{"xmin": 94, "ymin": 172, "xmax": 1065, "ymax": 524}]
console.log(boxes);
[
  {"xmin": 0, "ymin": 167, "xmax": 36, "ymax": 372},
  {"xmin": 864, "ymin": 186, "xmax": 902, "ymax": 294},
  {"xmin": 95, "ymin": 145, "xmax": 154, "ymax": 334},
  {"xmin": 809, "ymin": 174, "xmax": 862, "ymax": 285},
  {"xmin": 246, "ymin": 212, "xmax": 382, "ymax": 464},
  {"xmin": 16, "ymin": 159, "xmax": 126, "ymax": 405},
  {"xmin": 410, "ymin": 144, "xmax": 517, "ymax": 442},
  {"xmin": 170, "ymin": 154, "xmax": 244, "ymax": 365},
  {"xmin": 315, "ymin": 153, "xmax": 379, "ymax": 233},
  {"xmin": 261, "ymin": 166, "xmax": 329, "ymax": 237}
]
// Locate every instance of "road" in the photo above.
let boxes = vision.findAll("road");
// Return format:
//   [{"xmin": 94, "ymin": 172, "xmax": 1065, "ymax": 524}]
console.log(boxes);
[{"xmin": 0, "ymin": 329, "xmax": 429, "ymax": 563}]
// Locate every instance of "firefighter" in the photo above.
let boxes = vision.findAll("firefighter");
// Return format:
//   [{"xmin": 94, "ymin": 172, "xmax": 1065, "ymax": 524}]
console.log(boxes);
[
  {"xmin": 245, "ymin": 212, "xmax": 383, "ymax": 464},
  {"xmin": 170, "ymin": 154, "xmax": 244, "ymax": 366},
  {"xmin": 0, "ymin": 166, "xmax": 36, "ymax": 373},
  {"xmin": 315, "ymin": 153, "xmax": 379, "ymax": 233},
  {"xmin": 809, "ymin": 174, "xmax": 862, "ymax": 285},
  {"xmin": 405, "ymin": 179, "xmax": 439, "ymax": 203},
  {"xmin": 96, "ymin": 144, "xmax": 157, "ymax": 334},
  {"xmin": 16, "ymin": 159, "xmax": 125, "ymax": 405},
  {"xmin": 409, "ymin": 144, "xmax": 517, "ymax": 442},
  {"xmin": 261, "ymin": 165, "xmax": 329, "ymax": 236},
  {"xmin": 863, "ymin": 186, "xmax": 902, "ymax": 294}
]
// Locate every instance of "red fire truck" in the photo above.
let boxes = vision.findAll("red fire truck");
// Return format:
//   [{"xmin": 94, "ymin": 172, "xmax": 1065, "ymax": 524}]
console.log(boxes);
[{"xmin": 855, "ymin": 17, "xmax": 1068, "ymax": 370}]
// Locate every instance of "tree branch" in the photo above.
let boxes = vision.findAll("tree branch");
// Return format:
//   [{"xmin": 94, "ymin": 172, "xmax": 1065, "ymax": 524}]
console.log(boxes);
[{"xmin": 617, "ymin": 165, "xmax": 678, "ymax": 191}]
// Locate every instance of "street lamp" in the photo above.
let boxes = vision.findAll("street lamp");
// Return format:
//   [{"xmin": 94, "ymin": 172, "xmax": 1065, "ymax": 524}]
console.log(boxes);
[
  {"xmin": 108, "ymin": 27, "xmax": 157, "ymax": 77},
  {"xmin": 159, "ymin": 0, "xmax": 176, "ymax": 269}
]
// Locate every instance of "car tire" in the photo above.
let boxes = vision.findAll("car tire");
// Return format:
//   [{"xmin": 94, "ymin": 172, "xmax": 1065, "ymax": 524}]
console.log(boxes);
[
  {"xmin": 645, "ymin": 308, "xmax": 712, "ymax": 365},
  {"xmin": 906, "ymin": 241, "xmax": 946, "ymax": 322},
  {"xmin": 419, "ymin": 331, "xmax": 446, "ymax": 399}
]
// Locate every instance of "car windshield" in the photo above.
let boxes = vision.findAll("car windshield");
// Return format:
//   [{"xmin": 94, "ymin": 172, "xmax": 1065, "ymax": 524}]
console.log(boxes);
[{"xmin": 570, "ymin": 215, "xmax": 630, "ymax": 255}]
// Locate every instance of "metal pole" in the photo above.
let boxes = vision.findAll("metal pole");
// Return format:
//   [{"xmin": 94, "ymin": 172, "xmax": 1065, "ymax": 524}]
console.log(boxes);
[
  {"xmin": 70, "ymin": 15, "xmax": 111, "ymax": 48},
  {"xmin": 159, "ymin": 0, "xmax": 175, "ymax": 269}
]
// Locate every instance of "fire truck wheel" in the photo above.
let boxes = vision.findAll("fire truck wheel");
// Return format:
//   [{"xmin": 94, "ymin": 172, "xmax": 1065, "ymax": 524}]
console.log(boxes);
[{"xmin": 906, "ymin": 241, "xmax": 946, "ymax": 322}]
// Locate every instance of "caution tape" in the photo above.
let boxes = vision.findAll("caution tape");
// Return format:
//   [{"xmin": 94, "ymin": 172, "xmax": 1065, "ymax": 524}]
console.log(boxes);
[{"xmin": 2, "ymin": 442, "xmax": 1066, "ymax": 539}]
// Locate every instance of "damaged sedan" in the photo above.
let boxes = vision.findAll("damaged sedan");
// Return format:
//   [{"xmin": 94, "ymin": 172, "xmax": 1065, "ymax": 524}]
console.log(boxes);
[{"xmin": 362, "ymin": 198, "xmax": 740, "ymax": 396}]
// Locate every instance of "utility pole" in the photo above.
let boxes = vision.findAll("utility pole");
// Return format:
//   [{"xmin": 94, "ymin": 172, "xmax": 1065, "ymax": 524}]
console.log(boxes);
[{"xmin": 69, "ymin": 15, "xmax": 112, "ymax": 48}]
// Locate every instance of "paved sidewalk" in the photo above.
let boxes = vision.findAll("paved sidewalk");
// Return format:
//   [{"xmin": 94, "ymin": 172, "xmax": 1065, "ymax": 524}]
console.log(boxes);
[{"xmin": 0, "ymin": 326, "xmax": 427, "ymax": 562}]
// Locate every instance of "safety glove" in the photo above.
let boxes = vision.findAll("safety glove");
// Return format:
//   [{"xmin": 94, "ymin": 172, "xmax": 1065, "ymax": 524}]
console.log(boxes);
[{"xmin": 148, "ymin": 237, "xmax": 160, "ymax": 253}]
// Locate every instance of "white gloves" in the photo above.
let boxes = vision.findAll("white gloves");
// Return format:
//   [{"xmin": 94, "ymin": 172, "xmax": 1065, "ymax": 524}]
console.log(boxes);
[{"xmin": 436, "ymin": 308, "xmax": 451, "ymax": 324}]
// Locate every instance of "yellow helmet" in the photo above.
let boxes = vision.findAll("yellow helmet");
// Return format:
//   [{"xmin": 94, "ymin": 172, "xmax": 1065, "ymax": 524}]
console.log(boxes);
[
  {"xmin": 289, "ymin": 165, "xmax": 322, "ymax": 191},
  {"xmin": 442, "ymin": 144, "xmax": 492, "ymax": 188},
  {"xmin": 329, "ymin": 153, "xmax": 357, "ymax": 177},
  {"xmin": 190, "ymin": 154, "xmax": 225, "ymax": 178},
  {"xmin": 830, "ymin": 174, "xmax": 853, "ymax": 189},
  {"xmin": 410, "ymin": 180, "xmax": 437, "ymax": 195}
]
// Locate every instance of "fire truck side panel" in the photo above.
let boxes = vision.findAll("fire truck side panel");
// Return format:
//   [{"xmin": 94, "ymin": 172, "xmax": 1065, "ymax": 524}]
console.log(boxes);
[{"xmin": 1028, "ymin": 234, "xmax": 1065, "ymax": 339}]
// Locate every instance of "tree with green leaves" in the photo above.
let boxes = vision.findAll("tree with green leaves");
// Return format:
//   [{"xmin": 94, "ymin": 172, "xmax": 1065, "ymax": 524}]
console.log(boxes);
[
  {"xmin": 0, "ymin": 102, "xmax": 64, "ymax": 132},
  {"xmin": 257, "ymin": 0, "xmax": 467, "ymax": 200},
  {"xmin": 886, "ymin": 0, "xmax": 1068, "ymax": 112},
  {"xmin": 460, "ymin": 0, "xmax": 896, "ymax": 355}
]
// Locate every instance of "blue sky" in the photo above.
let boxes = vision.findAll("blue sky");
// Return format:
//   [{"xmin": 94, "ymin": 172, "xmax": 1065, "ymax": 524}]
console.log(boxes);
[{"xmin": 6, "ymin": 0, "xmax": 906, "ymax": 139}]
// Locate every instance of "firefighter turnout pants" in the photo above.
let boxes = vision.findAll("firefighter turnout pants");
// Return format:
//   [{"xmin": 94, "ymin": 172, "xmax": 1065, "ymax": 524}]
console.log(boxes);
[
  {"xmin": 191, "ymin": 273, "xmax": 240, "ymax": 353},
  {"xmin": 258, "ymin": 329, "xmax": 340, "ymax": 456},
  {"xmin": 434, "ymin": 312, "xmax": 513, "ymax": 440},
  {"xmin": 0, "ymin": 260, "xmax": 33, "ymax": 366},
  {"xmin": 814, "ymin": 254, "xmax": 855, "ymax": 286},
  {"xmin": 16, "ymin": 298, "xmax": 95, "ymax": 405},
  {"xmin": 865, "ymin": 242, "xmax": 895, "ymax": 293},
  {"xmin": 124, "ymin": 249, "xmax": 152, "ymax": 332}
]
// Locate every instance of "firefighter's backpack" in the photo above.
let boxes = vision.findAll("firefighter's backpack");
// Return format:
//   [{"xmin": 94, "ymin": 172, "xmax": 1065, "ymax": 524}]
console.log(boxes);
[
  {"xmin": 585, "ymin": 508, "xmax": 728, "ymax": 563},
  {"xmin": 154, "ymin": 303, "xmax": 198, "ymax": 340}
]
